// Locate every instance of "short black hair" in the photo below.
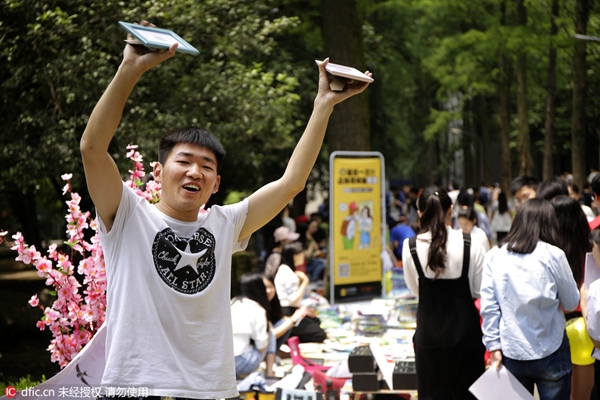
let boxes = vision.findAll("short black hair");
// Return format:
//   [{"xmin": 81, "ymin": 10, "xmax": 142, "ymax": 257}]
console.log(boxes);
[
  {"xmin": 592, "ymin": 175, "xmax": 600, "ymax": 197},
  {"xmin": 158, "ymin": 127, "xmax": 226, "ymax": 173},
  {"xmin": 510, "ymin": 176, "xmax": 538, "ymax": 196},
  {"xmin": 536, "ymin": 177, "xmax": 568, "ymax": 200},
  {"xmin": 457, "ymin": 189, "xmax": 474, "ymax": 207},
  {"xmin": 457, "ymin": 206, "xmax": 477, "ymax": 222}
]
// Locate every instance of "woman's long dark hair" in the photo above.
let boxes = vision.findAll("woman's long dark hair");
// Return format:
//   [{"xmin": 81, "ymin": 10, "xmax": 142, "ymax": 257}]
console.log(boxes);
[
  {"xmin": 551, "ymin": 195, "xmax": 591, "ymax": 286},
  {"xmin": 502, "ymin": 198, "xmax": 559, "ymax": 254},
  {"xmin": 232, "ymin": 273, "xmax": 271, "ymax": 330},
  {"xmin": 280, "ymin": 242, "xmax": 303, "ymax": 272},
  {"xmin": 498, "ymin": 192, "xmax": 509, "ymax": 215},
  {"xmin": 264, "ymin": 274, "xmax": 284, "ymax": 324},
  {"xmin": 417, "ymin": 186, "xmax": 453, "ymax": 277}
]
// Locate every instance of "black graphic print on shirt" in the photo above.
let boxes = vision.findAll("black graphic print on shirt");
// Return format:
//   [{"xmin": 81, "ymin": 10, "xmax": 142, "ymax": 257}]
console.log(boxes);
[{"xmin": 152, "ymin": 227, "xmax": 217, "ymax": 294}]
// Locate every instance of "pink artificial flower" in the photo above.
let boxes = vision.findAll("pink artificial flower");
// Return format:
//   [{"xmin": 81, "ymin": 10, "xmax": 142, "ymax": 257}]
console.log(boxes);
[
  {"xmin": 130, "ymin": 169, "xmax": 144, "ymax": 180},
  {"xmin": 35, "ymin": 258, "xmax": 52, "ymax": 277},
  {"xmin": 29, "ymin": 294, "xmax": 40, "ymax": 307},
  {"xmin": 47, "ymin": 243, "xmax": 58, "ymax": 260},
  {"xmin": 45, "ymin": 307, "xmax": 60, "ymax": 322},
  {"xmin": 58, "ymin": 287, "xmax": 72, "ymax": 300},
  {"xmin": 61, "ymin": 173, "xmax": 73, "ymax": 181},
  {"xmin": 53, "ymin": 297, "xmax": 65, "ymax": 311},
  {"xmin": 75, "ymin": 329, "xmax": 91, "ymax": 344},
  {"xmin": 36, "ymin": 320, "xmax": 46, "ymax": 330}
]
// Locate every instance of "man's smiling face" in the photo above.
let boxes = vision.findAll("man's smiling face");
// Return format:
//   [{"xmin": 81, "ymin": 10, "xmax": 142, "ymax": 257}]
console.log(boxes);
[{"xmin": 154, "ymin": 142, "xmax": 220, "ymax": 221}]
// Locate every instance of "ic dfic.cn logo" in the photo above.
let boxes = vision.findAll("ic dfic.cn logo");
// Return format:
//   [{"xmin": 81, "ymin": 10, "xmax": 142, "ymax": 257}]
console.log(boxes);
[{"xmin": 4, "ymin": 386, "xmax": 17, "ymax": 398}]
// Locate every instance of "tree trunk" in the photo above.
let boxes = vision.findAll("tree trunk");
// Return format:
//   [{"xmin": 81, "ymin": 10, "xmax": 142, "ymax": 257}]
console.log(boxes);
[
  {"xmin": 7, "ymin": 189, "xmax": 43, "ymax": 250},
  {"xmin": 571, "ymin": 0, "xmax": 589, "ymax": 190},
  {"xmin": 543, "ymin": 0, "xmax": 559, "ymax": 181},
  {"xmin": 321, "ymin": 0, "xmax": 370, "ymax": 152},
  {"xmin": 476, "ymin": 96, "xmax": 490, "ymax": 185},
  {"xmin": 498, "ymin": 2, "xmax": 513, "ymax": 197},
  {"xmin": 516, "ymin": 0, "xmax": 532, "ymax": 176}
]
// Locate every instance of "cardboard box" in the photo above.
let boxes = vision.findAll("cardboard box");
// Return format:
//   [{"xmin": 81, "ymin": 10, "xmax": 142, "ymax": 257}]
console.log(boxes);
[
  {"xmin": 352, "ymin": 372, "xmax": 379, "ymax": 392},
  {"xmin": 392, "ymin": 361, "xmax": 417, "ymax": 390},
  {"xmin": 348, "ymin": 345, "xmax": 376, "ymax": 373}
]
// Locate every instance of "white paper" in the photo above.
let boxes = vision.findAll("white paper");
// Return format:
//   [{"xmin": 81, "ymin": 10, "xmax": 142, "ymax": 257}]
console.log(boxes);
[
  {"xmin": 585, "ymin": 252, "xmax": 600, "ymax": 288},
  {"xmin": 8, "ymin": 324, "xmax": 107, "ymax": 400},
  {"xmin": 469, "ymin": 365, "xmax": 535, "ymax": 400},
  {"xmin": 369, "ymin": 342, "xmax": 395, "ymax": 390}
]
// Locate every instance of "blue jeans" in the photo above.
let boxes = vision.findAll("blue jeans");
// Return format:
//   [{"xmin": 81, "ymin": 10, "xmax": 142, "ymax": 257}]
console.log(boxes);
[
  {"xmin": 234, "ymin": 330, "xmax": 276, "ymax": 378},
  {"xmin": 502, "ymin": 332, "xmax": 572, "ymax": 400},
  {"xmin": 306, "ymin": 257, "xmax": 325, "ymax": 282}
]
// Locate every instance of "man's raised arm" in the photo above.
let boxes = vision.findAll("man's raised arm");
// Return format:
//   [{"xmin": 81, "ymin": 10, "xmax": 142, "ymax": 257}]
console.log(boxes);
[
  {"xmin": 239, "ymin": 58, "xmax": 372, "ymax": 241},
  {"xmin": 80, "ymin": 22, "xmax": 177, "ymax": 231}
]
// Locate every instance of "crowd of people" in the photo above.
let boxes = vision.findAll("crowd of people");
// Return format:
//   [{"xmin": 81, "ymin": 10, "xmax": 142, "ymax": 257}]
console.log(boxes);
[
  {"xmin": 389, "ymin": 172, "xmax": 600, "ymax": 400},
  {"xmin": 38, "ymin": 18, "xmax": 600, "ymax": 398},
  {"xmin": 230, "ymin": 207, "xmax": 333, "ymax": 378}
]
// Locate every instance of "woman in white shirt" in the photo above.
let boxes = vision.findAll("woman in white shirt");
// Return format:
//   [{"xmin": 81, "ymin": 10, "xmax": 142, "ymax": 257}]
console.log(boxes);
[
  {"xmin": 273, "ymin": 243, "xmax": 326, "ymax": 343},
  {"xmin": 401, "ymin": 186, "xmax": 486, "ymax": 399},
  {"xmin": 274, "ymin": 242, "xmax": 310, "ymax": 308},
  {"xmin": 457, "ymin": 205, "xmax": 491, "ymax": 252},
  {"xmin": 481, "ymin": 198, "xmax": 580, "ymax": 399},
  {"xmin": 231, "ymin": 273, "xmax": 276, "ymax": 377}
]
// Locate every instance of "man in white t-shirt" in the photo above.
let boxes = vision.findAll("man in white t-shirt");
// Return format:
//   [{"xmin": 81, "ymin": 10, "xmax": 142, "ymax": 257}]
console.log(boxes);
[{"xmin": 80, "ymin": 20, "xmax": 372, "ymax": 400}]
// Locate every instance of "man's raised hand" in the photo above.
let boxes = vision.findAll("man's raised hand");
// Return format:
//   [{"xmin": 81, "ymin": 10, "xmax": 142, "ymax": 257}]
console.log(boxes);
[{"xmin": 121, "ymin": 20, "xmax": 178, "ymax": 75}]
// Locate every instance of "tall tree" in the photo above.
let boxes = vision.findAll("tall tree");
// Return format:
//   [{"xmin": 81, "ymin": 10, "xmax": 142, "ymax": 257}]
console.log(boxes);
[
  {"xmin": 516, "ymin": 0, "xmax": 533, "ymax": 176},
  {"xmin": 571, "ymin": 0, "xmax": 590, "ymax": 189},
  {"xmin": 321, "ymin": 0, "xmax": 370, "ymax": 152},
  {"xmin": 496, "ymin": 0, "xmax": 513, "ymax": 197},
  {"xmin": 543, "ymin": 0, "xmax": 559, "ymax": 181}
]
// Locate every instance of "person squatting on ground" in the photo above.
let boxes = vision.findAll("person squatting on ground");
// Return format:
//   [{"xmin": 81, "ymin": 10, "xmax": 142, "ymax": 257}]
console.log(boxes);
[
  {"xmin": 272, "ymin": 243, "xmax": 327, "ymax": 344},
  {"xmin": 481, "ymin": 198, "xmax": 579, "ymax": 400},
  {"xmin": 231, "ymin": 273, "xmax": 276, "ymax": 378},
  {"xmin": 80, "ymin": 20, "xmax": 371, "ymax": 400},
  {"xmin": 402, "ymin": 186, "xmax": 487, "ymax": 400},
  {"xmin": 262, "ymin": 274, "xmax": 314, "ymax": 351}
]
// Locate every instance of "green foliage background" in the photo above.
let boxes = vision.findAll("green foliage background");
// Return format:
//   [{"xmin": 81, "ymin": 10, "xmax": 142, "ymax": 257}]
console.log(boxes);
[{"xmin": 1, "ymin": 0, "xmax": 600, "ymax": 244}]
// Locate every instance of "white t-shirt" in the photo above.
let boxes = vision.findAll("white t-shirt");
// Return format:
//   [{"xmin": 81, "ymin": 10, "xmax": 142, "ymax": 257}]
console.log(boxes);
[
  {"xmin": 582, "ymin": 205, "xmax": 596, "ymax": 223},
  {"xmin": 231, "ymin": 297, "xmax": 269, "ymax": 356},
  {"xmin": 99, "ymin": 182, "xmax": 248, "ymax": 399},
  {"xmin": 491, "ymin": 211, "xmax": 512, "ymax": 233},
  {"xmin": 586, "ymin": 279, "xmax": 600, "ymax": 360},
  {"xmin": 401, "ymin": 226, "xmax": 486, "ymax": 298},
  {"xmin": 274, "ymin": 264, "xmax": 300, "ymax": 307},
  {"xmin": 469, "ymin": 225, "xmax": 490, "ymax": 252}
]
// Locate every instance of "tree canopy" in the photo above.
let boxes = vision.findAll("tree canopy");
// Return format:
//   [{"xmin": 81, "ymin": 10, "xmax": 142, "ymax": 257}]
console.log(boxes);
[{"xmin": 1, "ymin": 0, "xmax": 600, "ymax": 244}]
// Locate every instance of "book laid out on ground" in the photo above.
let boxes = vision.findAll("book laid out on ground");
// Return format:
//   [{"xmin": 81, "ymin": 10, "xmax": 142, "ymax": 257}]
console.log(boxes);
[
  {"xmin": 469, "ymin": 364, "xmax": 535, "ymax": 400},
  {"xmin": 585, "ymin": 252, "xmax": 600, "ymax": 288},
  {"xmin": 119, "ymin": 21, "xmax": 200, "ymax": 56}
]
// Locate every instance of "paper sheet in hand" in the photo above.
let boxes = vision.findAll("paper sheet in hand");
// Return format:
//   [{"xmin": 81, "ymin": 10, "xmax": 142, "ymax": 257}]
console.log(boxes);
[
  {"xmin": 469, "ymin": 365, "xmax": 535, "ymax": 400},
  {"xmin": 585, "ymin": 252, "xmax": 600, "ymax": 288}
]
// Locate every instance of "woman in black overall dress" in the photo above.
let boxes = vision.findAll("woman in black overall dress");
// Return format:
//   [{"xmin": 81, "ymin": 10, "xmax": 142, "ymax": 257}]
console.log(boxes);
[{"xmin": 401, "ymin": 186, "xmax": 486, "ymax": 399}]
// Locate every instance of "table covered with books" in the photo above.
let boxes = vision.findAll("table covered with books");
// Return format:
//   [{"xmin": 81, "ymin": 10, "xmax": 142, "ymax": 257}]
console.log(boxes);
[{"xmin": 238, "ymin": 293, "xmax": 419, "ymax": 400}]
